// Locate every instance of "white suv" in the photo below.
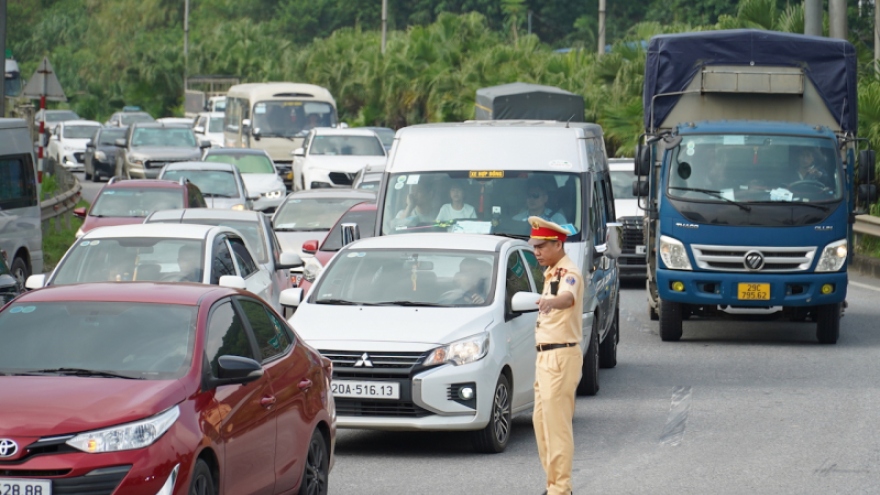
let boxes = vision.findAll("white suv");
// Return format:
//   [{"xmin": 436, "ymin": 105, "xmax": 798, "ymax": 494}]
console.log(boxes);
[
  {"xmin": 47, "ymin": 120, "xmax": 102, "ymax": 171},
  {"xmin": 293, "ymin": 127, "xmax": 387, "ymax": 190}
]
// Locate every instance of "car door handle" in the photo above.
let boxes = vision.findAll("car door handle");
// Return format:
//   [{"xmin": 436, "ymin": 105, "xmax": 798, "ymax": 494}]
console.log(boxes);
[
  {"xmin": 260, "ymin": 395, "xmax": 276, "ymax": 408},
  {"xmin": 298, "ymin": 379, "xmax": 313, "ymax": 390}
]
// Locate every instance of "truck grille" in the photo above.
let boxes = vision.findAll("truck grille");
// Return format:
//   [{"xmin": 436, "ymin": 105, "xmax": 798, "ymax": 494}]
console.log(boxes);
[
  {"xmin": 620, "ymin": 216, "xmax": 644, "ymax": 252},
  {"xmin": 691, "ymin": 244, "xmax": 816, "ymax": 272}
]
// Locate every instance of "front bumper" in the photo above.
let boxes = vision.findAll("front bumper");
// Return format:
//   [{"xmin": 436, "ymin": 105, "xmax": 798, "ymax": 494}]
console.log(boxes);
[
  {"xmin": 657, "ymin": 269, "xmax": 847, "ymax": 307},
  {"xmin": 93, "ymin": 159, "xmax": 116, "ymax": 177},
  {"xmin": 62, "ymin": 152, "xmax": 85, "ymax": 171},
  {"xmin": 252, "ymin": 195, "xmax": 284, "ymax": 214}
]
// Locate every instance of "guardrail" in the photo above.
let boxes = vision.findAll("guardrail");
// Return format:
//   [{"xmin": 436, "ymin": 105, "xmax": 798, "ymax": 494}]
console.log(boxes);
[
  {"xmin": 40, "ymin": 163, "xmax": 82, "ymax": 232},
  {"xmin": 854, "ymin": 214, "xmax": 880, "ymax": 239}
]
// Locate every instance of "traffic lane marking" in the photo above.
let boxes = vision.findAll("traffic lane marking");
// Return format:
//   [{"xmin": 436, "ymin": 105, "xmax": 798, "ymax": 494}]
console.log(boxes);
[{"xmin": 849, "ymin": 281, "xmax": 880, "ymax": 293}]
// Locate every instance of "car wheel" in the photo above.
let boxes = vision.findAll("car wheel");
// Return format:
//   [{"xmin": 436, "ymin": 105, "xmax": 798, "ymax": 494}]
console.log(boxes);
[
  {"xmin": 188, "ymin": 459, "xmax": 214, "ymax": 495},
  {"xmin": 576, "ymin": 323, "xmax": 600, "ymax": 396},
  {"xmin": 471, "ymin": 373, "xmax": 512, "ymax": 453},
  {"xmin": 10, "ymin": 257, "xmax": 28, "ymax": 293},
  {"xmin": 659, "ymin": 298, "xmax": 683, "ymax": 342},
  {"xmin": 599, "ymin": 304, "xmax": 619, "ymax": 369},
  {"xmin": 815, "ymin": 303, "xmax": 840, "ymax": 344},
  {"xmin": 299, "ymin": 429, "xmax": 329, "ymax": 495}
]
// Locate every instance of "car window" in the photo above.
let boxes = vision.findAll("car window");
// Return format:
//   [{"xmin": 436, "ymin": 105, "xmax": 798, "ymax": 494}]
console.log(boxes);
[
  {"xmin": 205, "ymin": 300, "xmax": 256, "ymax": 377},
  {"xmin": 63, "ymin": 125, "xmax": 100, "ymax": 139},
  {"xmin": 228, "ymin": 237, "xmax": 258, "ymax": 278},
  {"xmin": 505, "ymin": 251, "xmax": 531, "ymax": 312},
  {"xmin": 521, "ymin": 250, "xmax": 544, "ymax": 291},
  {"xmin": 274, "ymin": 197, "xmax": 368, "ymax": 231},
  {"xmin": 97, "ymin": 129, "xmax": 126, "ymax": 146},
  {"xmin": 91, "ymin": 188, "xmax": 184, "ymax": 217},
  {"xmin": 309, "ymin": 135, "xmax": 385, "ymax": 156},
  {"xmin": 211, "ymin": 236, "xmax": 237, "ymax": 284},
  {"xmin": 187, "ymin": 185, "xmax": 206, "ymax": 207},
  {"xmin": 162, "ymin": 169, "xmax": 240, "ymax": 198},
  {"xmin": 238, "ymin": 298, "xmax": 291, "ymax": 361}
]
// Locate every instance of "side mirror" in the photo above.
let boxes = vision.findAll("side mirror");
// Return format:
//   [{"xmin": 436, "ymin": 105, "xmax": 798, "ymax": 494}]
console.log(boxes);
[
  {"xmin": 302, "ymin": 240, "xmax": 319, "ymax": 255},
  {"xmin": 280, "ymin": 287, "xmax": 304, "ymax": 308},
  {"xmin": 199, "ymin": 139, "xmax": 212, "ymax": 149},
  {"xmin": 859, "ymin": 150, "xmax": 876, "ymax": 183},
  {"xmin": 210, "ymin": 355, "xmax": 264, "ymax": 387},
  {"xmin": 73, "ymin": 207, "xmax": 87, "ymax": 218},
  {"xmin": 252, "ymin": 128, "xmax": 262, "ymax": 141},
  {"xmin": 341, "ymin": 222, "xmax": 360, "ymax": 247},
  {"xmin": 218, "ymin": 275, "xmax": 247, "ymax": 290},
  {"xmin": 193, "ymin": 126, "xmax": 205, "ymax": 134},
  {"xmin": 247, "ymin": 191, "xmax": 260, "ymax": 200},
  {"xmin": 633, "ymin": 180, "xmax": 649, "ymax": 197},
  {"xmin": 85, "ymin": 141, "xmax": 95, "ymax": 149},
  {"xmin": 25, "ymin": 274, "xmax": 47, "ymax": 290},
  {"xmin": 605, "ymin": 222, "xmax": 623, "ymax": 259},
  {"xmin": 858, "ymin": 184, "xmax": 878, "ymax": 205},
  {"xmin": 114, "ymin": 138, "xmax": 126, "ymax": 148},
  {"xmin": 242, "ymin": 118, "xmax": 252, "ymax": 130},
  {"xmin": 510, "ymin": 291, "xmax": 541, "ymax": 313},
  {"xmin": 292, "ymin": 148, "xmax": 305, "ymax": 157},
  {"xmin": 636, "ymin": 143, "xmax": 651, "ymax": 175},
  {"xmin": 277, "ymin": 252, "xmax": 304, "ymax": 270}
]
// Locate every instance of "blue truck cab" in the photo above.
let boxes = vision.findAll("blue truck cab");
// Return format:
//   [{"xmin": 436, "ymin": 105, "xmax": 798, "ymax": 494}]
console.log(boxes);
[{"xmin": 636, "ymin": 30, "xmax": 878, "ymax": 343}]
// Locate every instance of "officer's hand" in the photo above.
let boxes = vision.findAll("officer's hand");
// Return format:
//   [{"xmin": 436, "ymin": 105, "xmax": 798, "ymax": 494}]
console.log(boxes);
[{"xmin": 537, "ymin": 297, "xmax": 555, "ymax": 314}]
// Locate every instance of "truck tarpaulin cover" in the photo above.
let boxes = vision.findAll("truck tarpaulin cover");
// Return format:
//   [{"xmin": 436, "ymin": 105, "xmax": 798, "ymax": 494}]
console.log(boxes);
[
  {"xmin": 475, "ymin": 82, "xmax": 585, "ymax": 122},
  {"xmin": 643, "ymin": 29, "xmax": 857, "ymax": 132}
]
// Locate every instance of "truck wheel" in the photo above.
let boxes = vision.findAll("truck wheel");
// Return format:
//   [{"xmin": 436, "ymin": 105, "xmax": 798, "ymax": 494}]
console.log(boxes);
[
  {"xmin": 647, "ymin": 278, "xmax": 659, "ymax": 320},
  {"xmin": 815, "ymin": 303, "xmax": 840, "ymax": 344},
  {"xmin": 599, "ymin": 304, "xmax": 619, "ymax": 369},
  {"xmin": 471, "ymin": 373, "xmax": 511, "ymax": 453},
  {"xmin": 649, "ymin": 305, "xmax": 659, "ymax": 321},
  {"xmin": 576, "ymin": 324, "xmax": 599, "ymax": 396},
  {"xmin": 659, "ymin": 298, "xmax": 683, "ymax": 342}
]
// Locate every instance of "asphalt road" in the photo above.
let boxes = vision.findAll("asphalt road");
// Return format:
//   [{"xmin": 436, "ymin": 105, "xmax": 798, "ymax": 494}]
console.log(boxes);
[
  {"xmin": 328, "ymin": 276, "xmax": 880, "ymax": 495},
  {"xmin": 74, "ymin": 172, "xmax": 105, "ymax": 204}
]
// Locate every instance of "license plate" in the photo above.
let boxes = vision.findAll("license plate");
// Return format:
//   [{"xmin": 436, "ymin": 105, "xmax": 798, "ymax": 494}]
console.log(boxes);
[
  {"xmin": 635, "ymin": 245, "xmax": 646, "ymax": 255},
  {"xmin": 286, "ymin": 172, "xmax": 293, "ymax": 180},
  {"xmin": 738, "ymin": 283, "xmax": 770, "ymax": 300},
  {"xmin": 290, "ymin": 274, "xmax": 303, "ymax": 287},
  {"xmin": 331, "ymin": 380, "xmax": 400, "ymax": 399},
  {"xmin": 0, "ymin": 478, "xmax": 52, "ymax": 495}
]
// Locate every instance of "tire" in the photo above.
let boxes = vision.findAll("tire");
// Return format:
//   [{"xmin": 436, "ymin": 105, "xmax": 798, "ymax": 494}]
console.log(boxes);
[
  {"xmin": 576, "ymin": 324, "xmax": 600, "ymax": 396},
  {"xmin": 10, "ymin": 257, "xmax": 29, "ymax": 293},
  {"xmin": 659, "ymin": 297, "xmax": 683, "ymax": 342},
  {"xmin": 649, "ymin": 305, "xmax": 659, "ymax": 321},
  {"xmin": 471, "ymin": 373, "xmax": 512, "ymax": 453},
  {"xmin": 299, "ymin": 429, "xmax": 329, "ymax": 495},
  {"xmin": 188, "ymin": 459, "xmax": 215, "ymax": 495},
  {"xmin": 815, "ymin": 303, "xmax": 840, "ymax": 344},
  {"xmin": 599, "ymin": 304, "xmax": 619, "ymax": 369}
]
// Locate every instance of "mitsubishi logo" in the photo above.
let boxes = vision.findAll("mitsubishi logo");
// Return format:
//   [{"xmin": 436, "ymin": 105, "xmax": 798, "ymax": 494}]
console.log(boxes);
[
  {"xmin": 744, "ymin": 250, "xmax": 765, "ymax": 271},
  {"xmin": 354, "ymin": 353, "xmax": 374, "ymax": 367},
  {"xmin": 0, "ymin": 439, "xmax": 18, "ymax": 458}
]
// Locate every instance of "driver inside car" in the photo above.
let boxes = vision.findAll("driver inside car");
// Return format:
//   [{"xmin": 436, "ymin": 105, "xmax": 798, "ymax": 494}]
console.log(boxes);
[
  {"xmin": 176, "ymin": 245, "xmax": 203, "ymax": 282},
  {"xmin": 790, "ymin": 148, "xmax": 833, "ymax": 188}
]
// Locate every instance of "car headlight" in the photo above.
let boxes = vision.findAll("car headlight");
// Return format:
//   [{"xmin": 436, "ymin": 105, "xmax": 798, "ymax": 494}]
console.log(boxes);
[
  {"xmin": 303, "ymin": 257, "xmax": 322, "ymax": 282},
  {"xmin": 231, "ymin": 203, "xmax": 246, "ymax": 211},
  {"xmin": 95, "ymin": 150, "xmax": 107, "ymax": 161},
  {"xmin": 423, "ymin": 333, "xmax": 490, "ymax": 367},
  {"xmin": 262, "ymin": 189, "xmax": 285, "ymax": 199},
  {"xmin": 815, "ymin": 239, "xmax": 847, "ymax": 272},
  {"xmin": 659, "ymin": 235, "xmax": 692, "ymax": 270},
  {"xmin": 65, "ymin": 405, "xmax": 179, "ymax": 453}
]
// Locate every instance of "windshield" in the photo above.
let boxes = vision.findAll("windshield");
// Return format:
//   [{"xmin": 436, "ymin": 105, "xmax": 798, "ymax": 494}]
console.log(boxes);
[
  {"xmin": 91, "ymin": 188, "xmax": 184, "ymax": 217},
  {"xmin": 211, "ymin": 98, "xmax": 226, "ymax": 112},
  {"xmin": 179, "ymin": 218, "xmax": 267, "ymax": 264},
  {"xmin": 5, "ymin": 73, "xmax": 21, "ymax": 97},
  {"xmin": 209, "ymin": 117, "xmax": 224, "ymax": 133},
  {"xmin": 314, "ymin": 249, "xmax": 496, "ymax": 307},
  {"xmin": 0, "ymin": 301, "xmax": 195, "ymax": 379},
  {"xmin": 610, "ymin": 169, "xmax": 636, "ymax": 199},
  {"xmin": 309, "ymin": 135, "xmax": 385, "ymax": 156},
  {"xmin": 45, "ymin": 111, "xmax": 79, "ymax": 122},
  {"xmin": 63, "ymin": 125, "xmax": 99, "ymax": 139},
  {"xmin": 53, "ymin": 237, "xmax": 205, "ymax": 285},
  {"xmin": 381, "ymin": 171, "xmax": 582, "ymax": 238},
  {"xmin": 364, "ymin": 128, "xmax": 395, "ymax": 148},
  {"xmin": 161, "ymin": 169, "xmax": 239, "ymax": 198},
  {"xmin": 205, "ymin": 153, "xmax": 274, "ymax": 174},
  {"xmin": 252, "ymin": 100, "xmax": 337, "ymax": 137},
  {"xmin": 321, "ymin": 208, "xmax": 377, "ymax": 252},
  {"xmin": 667, "ymin": 134, "xmax": 842, "ymax": 204},
  {"xmin": 132, "ymin": 127, "xmax": 196, "ymax": 148},
  {"xmin": 274, "ymin": 197, "xmax": 367, "ymax": 231},
  {"xmin": 97, "ymin": 128, "xmax": 126, "ymax": 145},
  {"xmin": 121, "ymin": 113, "xmax": 155, "ymax": 126}
]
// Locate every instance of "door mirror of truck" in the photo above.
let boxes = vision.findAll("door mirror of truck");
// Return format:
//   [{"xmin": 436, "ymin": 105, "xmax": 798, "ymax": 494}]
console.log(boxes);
[
  {"xmin": 241, "ymin": 118, "xmax": 252, "ymax": 130},
  {"xmin": 636, "ymin": 145, "xmax": 651, "ymax": 175},
  {"xmin": 859, "ymin": 150, "xmax": 876, "ymax": 183},
  {"xmin": 858, "ymin": 184, "xmax": 878, "ymax": 205},
  {"xmin": 633, "ymin": 179, "xmax": 649, "ymax": 197},
  {"xmin": 114, "ymin": 138, "xmax": 126, "ymax": 148},
  {"xmin": 605, "ymin": 222, "xmax": 623, "ymax": 260}
]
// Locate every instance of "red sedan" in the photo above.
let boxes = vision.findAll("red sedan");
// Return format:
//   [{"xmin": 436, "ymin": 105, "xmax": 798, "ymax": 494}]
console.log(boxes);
[{"xmin": 0, "ymin": 282, "xmax": 334, "ymax": 495}]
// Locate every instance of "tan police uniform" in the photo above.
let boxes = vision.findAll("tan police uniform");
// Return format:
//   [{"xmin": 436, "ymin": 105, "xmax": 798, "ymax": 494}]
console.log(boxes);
[{"xmin": 529, "ymin": 216, "xmax": 584, "ymax": 495}]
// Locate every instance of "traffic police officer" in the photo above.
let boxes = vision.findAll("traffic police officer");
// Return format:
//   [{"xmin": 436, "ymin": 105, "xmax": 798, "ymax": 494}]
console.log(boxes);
[{"xmin": 528, "ymin": 216, "xmax": 583, "ymax": 495}]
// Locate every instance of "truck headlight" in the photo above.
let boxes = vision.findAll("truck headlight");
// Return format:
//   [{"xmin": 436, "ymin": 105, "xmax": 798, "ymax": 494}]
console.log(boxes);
[
  {"xmin": 303, "ymin": 257, "xmax": 322, "ymax": 283},
  {"xmin": 66, "ymin": 406, "xmax": 179, "ymax": 453},
  {"xmin": 423, "ymin": 333, "xmax": 490, "ymax": 367},
  {"xmin": 659, "ymin": 235, "xmax": 692, "ymax": 270},
  {"xmin": 815, "ymin": 239, "xmax": 847, "ymax": 272}
]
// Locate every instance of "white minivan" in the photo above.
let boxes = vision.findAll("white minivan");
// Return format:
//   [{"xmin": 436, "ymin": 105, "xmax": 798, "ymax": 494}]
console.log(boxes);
[
  {"xmin": 0, "ymin": 119, "xmax": 43, "ymax": 291},
  {"xmin": 375, "ymin": 121, "xmax": 623, "ymax": 395}
]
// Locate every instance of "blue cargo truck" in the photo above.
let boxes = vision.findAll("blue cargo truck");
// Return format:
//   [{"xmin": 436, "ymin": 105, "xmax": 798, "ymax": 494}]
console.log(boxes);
[{"xmin": 635, "ymin": 30, "xmax": 878, "ymax": 343}]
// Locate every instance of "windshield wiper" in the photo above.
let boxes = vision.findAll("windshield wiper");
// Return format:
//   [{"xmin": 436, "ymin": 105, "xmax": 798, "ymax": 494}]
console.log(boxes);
[
  {"xmin": 747, "ymin": 201, "xmax": 830, "ymax": 211},
  {"xmin": 315, "ymin": 298, "xmax": 361, "ymax": 305},
  {"xmin": 492, "ymin": 232, "xmax": 531, "ymax": 241},
  {"xmin": 26, "ymin": 368, "xmax": 143, "ymax": 379},
  {"xmin": 372, "ymin": 301, "xmax": 446, "ymax": 307},
  {"xmin": 203, "ymin": 193, "xmax": 235, "ymax": 198},
  {"xmin": 668, "ymin": 187, "xmax": 752, "ymax": 212}
]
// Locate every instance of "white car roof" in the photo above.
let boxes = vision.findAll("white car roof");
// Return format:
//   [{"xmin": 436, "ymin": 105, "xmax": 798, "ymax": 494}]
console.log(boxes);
[
  {"xmin": 61, "ymin": 120, "xmax": 101, "ymax": 127},
  {"xmin": 147, "ymin": 208, "xmax": 263, "ymax": 223},
  {"xmin": 161, "ymin": 161, "xmax": 237, "ymax": 172},
  {"xmin": 81, "ymin": 223, "xmax": 231, "ymax": 240},
  {"xmin": 197, "ymin": 112, "xmax": 225, "ymax": 119},
  {"xmin": 312, "ymin": 128, "xmax": 382, "ymax": 137},
  {"xmin": 344, "ymin": 233, "xmax": 527, "ymax": 253}
]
